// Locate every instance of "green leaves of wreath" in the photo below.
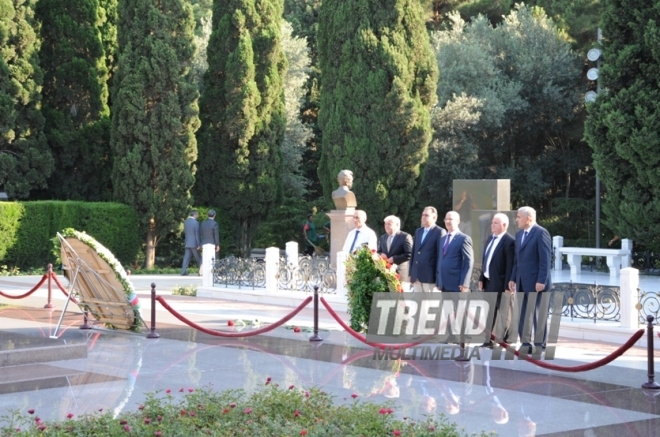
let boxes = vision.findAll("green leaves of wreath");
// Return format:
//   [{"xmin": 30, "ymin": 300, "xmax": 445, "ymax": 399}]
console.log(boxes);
[
  {"xmin": 53, "ymin": 228, "xmax": 141, "ymax": 332},
  {"xmin": 345, "ymin": 246, "xmax": 402, "ymax": 332}
]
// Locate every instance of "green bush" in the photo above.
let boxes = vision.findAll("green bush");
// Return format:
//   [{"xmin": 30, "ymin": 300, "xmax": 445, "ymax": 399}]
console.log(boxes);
[{"xmin": 0, "ymin": 201, "xmax": 141, "ymax": 270}]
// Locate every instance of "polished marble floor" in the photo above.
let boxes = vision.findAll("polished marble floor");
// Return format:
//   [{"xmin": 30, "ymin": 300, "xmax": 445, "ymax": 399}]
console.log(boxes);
[{"xmin": 1, "ymin": 275, "xmax": 659, "ymax": 436}]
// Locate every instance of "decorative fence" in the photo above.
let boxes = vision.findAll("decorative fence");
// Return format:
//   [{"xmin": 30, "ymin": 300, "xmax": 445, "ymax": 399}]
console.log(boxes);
[
  {"xmin": 549, "ymin": 283, "xmax": 621, "ymax": 323},
  {"xmin": 213, "ymin": 255, "xmax": 336, "ymax": 293}
]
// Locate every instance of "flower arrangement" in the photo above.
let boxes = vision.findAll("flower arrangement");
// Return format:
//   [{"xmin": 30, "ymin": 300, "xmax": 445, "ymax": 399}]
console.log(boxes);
[
  {"xmin": 53, "ymin": 228, "xmax": 141, "ymax": 332},
  {"xmin": 345, "ymin": 246, "xmax": 402, "ymax": 331},
  {"xmin": 0, "ymin": 382, "xmax": 478, "ymax": 437}
]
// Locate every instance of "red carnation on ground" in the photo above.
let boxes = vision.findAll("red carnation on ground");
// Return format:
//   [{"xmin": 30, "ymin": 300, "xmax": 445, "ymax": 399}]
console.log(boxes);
[
  {"xmin": 227, "ymin": 320, "xmax": 234, "ymax": 326},
  {"xmin": 293, "ymin": 326, "xmax": 301, "ymax": 333}
]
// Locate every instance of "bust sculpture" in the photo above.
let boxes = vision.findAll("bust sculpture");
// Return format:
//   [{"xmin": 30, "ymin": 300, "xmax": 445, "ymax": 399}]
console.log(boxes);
[{"xmin": 332, "ymin": 170, "xmax": 357, "ymax": 210}]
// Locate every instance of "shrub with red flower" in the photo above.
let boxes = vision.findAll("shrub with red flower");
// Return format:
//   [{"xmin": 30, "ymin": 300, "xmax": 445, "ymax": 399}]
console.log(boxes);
[{"xmin": 345, "ymin": 247, "xmax": 403, "ymax": 331}]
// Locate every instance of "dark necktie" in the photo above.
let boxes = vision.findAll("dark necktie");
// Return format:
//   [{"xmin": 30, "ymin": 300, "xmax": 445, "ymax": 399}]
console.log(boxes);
[
  {"xmin": 442, "ymin": 234, "xmax": 452, "ymax": 255},
  {"xmin": 521, "ymin": 230, "xmax": 529, "ymax": 245},
  {"xmin": 349, "ymin": 230, "xmax": 360, "ymax": 253},
  {"xmin": 483, "ymin": 236, "xmax": 498, "ymax": 265}
]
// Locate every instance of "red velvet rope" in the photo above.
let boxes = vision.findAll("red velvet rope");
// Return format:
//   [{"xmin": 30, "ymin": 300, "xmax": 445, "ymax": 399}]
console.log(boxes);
[
  {"xmin": 0, "ymin": 274, "xmax": 48, "ymax": 299},
  {"xmin": 50, "ymin": 273, "xmax": 79, "ymax": 305},
  {"xmin": 321, "ymin": 297, "xmax": 646, "ymax": 373},
  {"xmin": 320, "ymin": 297, "xmax": 433, "ymax": 349},
  {"xmin": 493, "ymin": 329, "xmax": 645, "ymax": 372},
  {"xmin": 156, "ymin": 295, "xmax": 312, "ymax": 338}
]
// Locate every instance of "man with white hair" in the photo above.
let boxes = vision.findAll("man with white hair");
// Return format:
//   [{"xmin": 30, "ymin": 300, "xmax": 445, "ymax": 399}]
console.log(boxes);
[
  {"xmin": 342, "ymin": 210, "xmax": 377, "ymax": 253},
  {"xmin": 378, "ymin": 215, "xmax": 413, "ymax": 290},
  {"xmin": 478, "ymin": 213, "xmax": 516, "ymax": 348},
  {"xmin": 508, "ymin": 206, "xmax": 552, "ymax": 353}
]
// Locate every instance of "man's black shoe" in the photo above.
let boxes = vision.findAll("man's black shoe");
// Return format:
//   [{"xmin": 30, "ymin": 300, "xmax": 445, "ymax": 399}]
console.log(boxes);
[
  {"xmin": 181, "ymin": 272, "xmax": 189, "ymax": 276},
  {"xmin": 480, "ymin": 341, "xmax": 494, "ymax": 349},
  {"xmin": 517, "ymin": 343, "xmax": 533, "ymax": 354}
]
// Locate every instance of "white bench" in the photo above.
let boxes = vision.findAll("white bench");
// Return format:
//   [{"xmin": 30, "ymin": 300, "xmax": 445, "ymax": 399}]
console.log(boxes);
[{"xmin": 552, "ymin": 236, "xmax": 632, "ymax": 278}]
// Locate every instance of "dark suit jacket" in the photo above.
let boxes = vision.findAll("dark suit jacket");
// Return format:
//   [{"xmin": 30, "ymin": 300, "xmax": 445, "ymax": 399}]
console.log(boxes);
[
  {"xmin": 377, "ymin": 231, "xmax": 413, "ymax": 281},
  {"xmin": 479, "ymin": 232, "xmax": 515, "ymax": 293},
  {"xmin": 183, "ymin": 217, "xmax": 200, "ymax": 248},
  {"xmin": 436, "ymin": 231, "xmax": 474, "ymax": 292},
  {"xmin": 200, "ymin": 219, "xmax": 220, "ymax": 246},
  {"xmin": 409, "ymin": 225, "xmax": 446, "ymax": 284},
  {"xmin": 510, "ymin": 224, "xmax": 552, "ymax": 292}
]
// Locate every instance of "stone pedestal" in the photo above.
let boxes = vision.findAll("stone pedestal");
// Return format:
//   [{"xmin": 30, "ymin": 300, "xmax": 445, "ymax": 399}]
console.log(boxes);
[
  {"xmin": 620, "ymin": 267, "xmax": 640, "ymax": 329},
  {"xmin": 328, "ymin": 208, "xmax": 355, "ymax": 267},
  {"xmin": 202, "ymin": 244, "xmax": 214, "ymax": 288},
  {"xmin": 265, "ymin": 247, "xmax": 279, "ymax": 293}
]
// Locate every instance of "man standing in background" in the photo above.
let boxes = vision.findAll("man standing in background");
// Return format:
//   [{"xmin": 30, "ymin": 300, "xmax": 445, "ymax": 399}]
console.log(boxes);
[
  {"xmin": 200, "ymin": 209, "xmax": 220, "ymax": 285},
  {"xmin": 181, "ymin": 210, "xmax": 201, "ymax": 276}
]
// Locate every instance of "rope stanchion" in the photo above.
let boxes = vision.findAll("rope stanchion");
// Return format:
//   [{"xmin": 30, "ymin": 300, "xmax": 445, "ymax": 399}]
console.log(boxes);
[
  {"xmin": 320, "ymin": 297, "xmax": 431, "ymax": 349},
  {"xmin": 642, "ymin": 315, "xmax": 660, "ymax": 389},
  {"xmin": 309, "ymin": 286, "xmax": 322, "ymax": 342},
  {"xmin": 44, "ymin": 264, "xmax": 55, "ymax": 309},
  {"xmin": 146, "ymin": 283, "xmax": 160, "ymax": 339},
  {"xmin": 156, "ymin": 295, "xmax": 312, "ymax": 338},
  {"xmin": 0, "ymin": 274, "xmax": 49, "ymax": 299}
]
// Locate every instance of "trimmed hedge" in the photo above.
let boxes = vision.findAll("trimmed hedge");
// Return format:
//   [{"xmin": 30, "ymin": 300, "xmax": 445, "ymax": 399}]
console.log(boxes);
[{"xmin": 0, "ymin": 201, "xmax": 141, "ymax": 270}]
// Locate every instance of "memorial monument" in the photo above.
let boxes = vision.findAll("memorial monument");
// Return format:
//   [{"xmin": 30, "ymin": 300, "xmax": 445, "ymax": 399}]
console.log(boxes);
[{"xmin": 328, "ymin": 170, "xmax": 357, "ymax": 266}]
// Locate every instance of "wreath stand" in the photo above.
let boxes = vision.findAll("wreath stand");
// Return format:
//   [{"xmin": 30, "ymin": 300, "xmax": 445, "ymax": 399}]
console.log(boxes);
[{"xmin": 51, "ymin": 233, "xmax": 143, "ymax": 338}]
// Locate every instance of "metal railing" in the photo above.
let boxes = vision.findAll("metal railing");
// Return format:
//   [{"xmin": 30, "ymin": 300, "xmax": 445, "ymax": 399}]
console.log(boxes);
[
  {"xmin": 277, "ymin": 255, "xmax": 336, "ymax": 294},
  {"xmin": 549, "ymin": 282, "xmax": 620, "ymax": 323},
  {"xmin": 638, "ymin": 288, "xmax": 660, "ymax": 326},
  {"xmin": 213, "ymin": 256, "xmax": 266, "ymax": 289}
]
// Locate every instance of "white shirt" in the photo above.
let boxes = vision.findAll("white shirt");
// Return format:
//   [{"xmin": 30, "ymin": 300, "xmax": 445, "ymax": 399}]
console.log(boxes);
[
  {"xmin": 483, "ymin": 232, "xmax": 504, "ymax": 279},
  {"xmin": 343, "ymin": 225, "xmax": 378, "ymax": 253}
]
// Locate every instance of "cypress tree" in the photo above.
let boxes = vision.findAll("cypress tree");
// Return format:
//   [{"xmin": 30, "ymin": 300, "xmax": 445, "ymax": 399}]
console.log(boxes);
[
  {"xmin": 0, "ymin": 0, "xmax": 53, "ymax": 198},
  {"xmin": 111, "ymin": 0, "xmax": 200, "ymax": 268},
  {"xmin": 36, "ymin": 0, "xmax": 112, "ymax": 200},
  {"xmin": 317, "ymin": 0, "xmax": 438, "ymax": 225},
  {"xmin": 194, "ymin": 0, "xmax": 286, "ymax": 256},
  {"xmin": 583, "ymin": 0, "xmax": 660, "ymax": 250}
]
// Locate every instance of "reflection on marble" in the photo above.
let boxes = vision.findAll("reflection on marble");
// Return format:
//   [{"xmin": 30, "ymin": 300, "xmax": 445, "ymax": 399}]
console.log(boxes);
[{"xmin": 0, "ymin": 322, "xmax": 658, "ymax": 436}]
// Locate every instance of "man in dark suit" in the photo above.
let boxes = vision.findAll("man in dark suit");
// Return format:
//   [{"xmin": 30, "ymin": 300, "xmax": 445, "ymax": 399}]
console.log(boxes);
[
  {"xmin": 435, "ymin": 211, "xmax": 474, "ymax": 292},
  {"xmin": 200, "ymin": 209, "xmax": 220, "ymax": 284},
  {"xmin": 181, "ymin": 210, "xmax": 201, "ymax": 276},
  {"xmin": 508, "ymin": 206, "xmax": 552, "ymax": 353},
  {"xmin": 378, "ymin": 215, "xmax": 413, "ymax": 290},
  {"xmin": 409, "ymin": 207, "xmax": 446, "ymax": 292},
  {"xmin": 478, "ymin": 213, "xmax": 515, "ymax": 347}
]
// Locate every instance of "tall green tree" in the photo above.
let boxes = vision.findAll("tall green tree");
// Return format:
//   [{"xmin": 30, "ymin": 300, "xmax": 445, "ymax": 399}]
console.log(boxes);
[
  {"xmin": 37, "ymin": 0, "xmax": 113, "ymax": 200},
  {"xmin": 194, "ymin": 0, "xmax": 286, "ymax": 256},
  {"xmin": 422, "ymin": 6, "xmax": 586, "ymax": 213},
  {"xmin": 0, "ymin": 0, "xmax": 53, "ymax": 198},
  {"xmin": 584, "ymin": 0, "xmax": 660, "ymax": 250},
  {"xmin": 317, "ymin": 0, "xmax": 438, "ymax": 225},
  {"xmin": 111, "ymin": 0, "xmax": 200, "ymax": 268}
]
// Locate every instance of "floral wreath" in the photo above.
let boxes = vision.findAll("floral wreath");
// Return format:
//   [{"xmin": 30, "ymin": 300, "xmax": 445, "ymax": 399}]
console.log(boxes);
[
  {"xmin": 54, "ymin": 228, "xmax": 141, "ymax": 332},
  {"xmin": 344, "ymin": 246, "xmax": 402, "ymax": 331}
]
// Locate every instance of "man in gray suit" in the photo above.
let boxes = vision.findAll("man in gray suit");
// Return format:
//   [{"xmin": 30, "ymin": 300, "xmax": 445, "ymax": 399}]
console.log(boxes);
[
  {"xmin": 200, "ymin": 209, "xmax": 220, "ymax": 252},
  {"xmin": 181, "ymin": 210, "xmax": 201, "ymax": 276}
]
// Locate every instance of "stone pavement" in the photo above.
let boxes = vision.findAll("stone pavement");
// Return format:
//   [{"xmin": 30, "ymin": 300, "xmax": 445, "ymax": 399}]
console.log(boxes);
[{"xmin": 1, "ymin": 274, "xmax": 659, "ymax": 436}]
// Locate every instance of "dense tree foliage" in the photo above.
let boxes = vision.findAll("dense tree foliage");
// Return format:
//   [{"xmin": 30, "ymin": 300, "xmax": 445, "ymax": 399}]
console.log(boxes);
[
  {"xmin": 0, "ymin": 0, "xmax": 53, "ymax": 198},
  {"xmin": 317, "ymin": 0, "xmax": 438, "ymax": 226},
  {"xmin": 583, "ymin": 0, "xmax": 660, "ymax": 251},
  {"xmin": 111, "ymin": 0, "xmax": 200, "ymax": 268},
  {"xmin": 194, "ymin": 0, "xmax": 287, "ymax": 256},
  {"xmin": 422, "ymin": 5, "xmax": 587, "ymax": 215},
  {"xmin": 36, "ymin": 0, "xmax": 113, "ymax": 201}
]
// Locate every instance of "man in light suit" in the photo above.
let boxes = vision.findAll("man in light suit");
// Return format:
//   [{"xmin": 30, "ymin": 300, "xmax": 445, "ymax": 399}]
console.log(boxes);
[
  {"xmin": 409, "ymin": 207, "xmax": 446, "ymax": 292},
  {"xmin": 378, "ymin": 215, "xmax": 413, "ymax": 290},
  {"xmin": 436, "ymin": 211, "xmax": 474, "ymax": 292},
  {"xmin": 181, "ymin": 210, "xmax": 201, "ymax": 276},
  {"xmin": 200, "ymin": 209, "xmax": 220, "ymax": 285},
  {"xmin": 478, "ymin": 213, "xmax": 515, "ymax": 347},
  {"xmin": 508, "ymin": 206, "xmax": 552, "ymax": 352}
]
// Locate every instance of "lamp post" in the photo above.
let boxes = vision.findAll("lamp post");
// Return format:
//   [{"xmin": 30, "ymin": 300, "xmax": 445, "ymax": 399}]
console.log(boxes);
[{"xmin": 586, "ymin": 30, "xmax": 602, "ymax": 247}]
